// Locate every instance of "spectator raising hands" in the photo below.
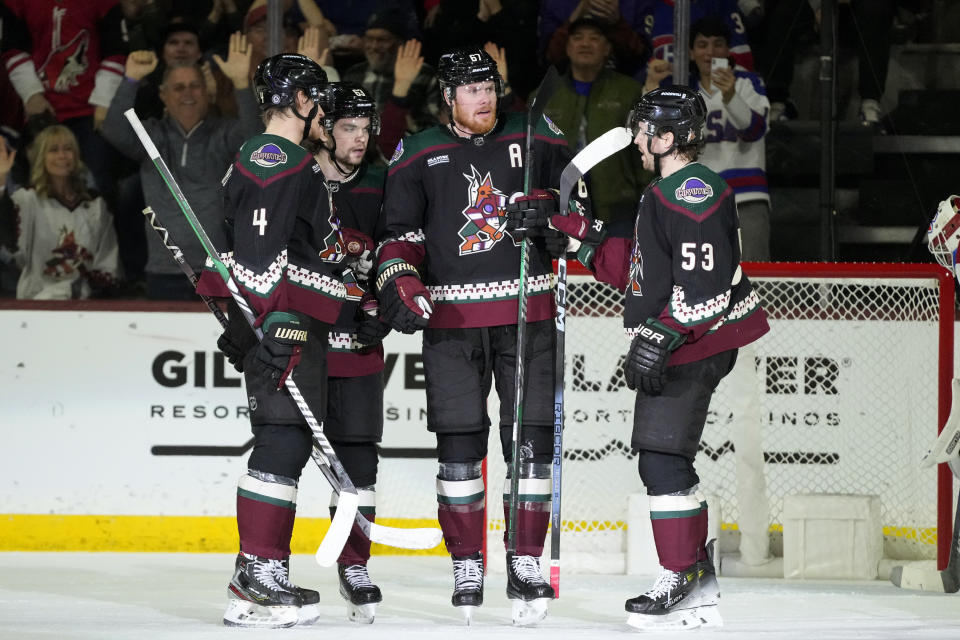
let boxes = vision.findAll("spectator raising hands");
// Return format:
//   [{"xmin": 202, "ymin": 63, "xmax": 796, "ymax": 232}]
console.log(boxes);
[{"xmin": 213, "ymin": 32, "xmax": 254, "ymax": 90}]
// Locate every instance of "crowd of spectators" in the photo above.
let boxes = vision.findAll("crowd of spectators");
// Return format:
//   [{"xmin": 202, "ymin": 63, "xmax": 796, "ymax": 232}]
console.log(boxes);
[{"xmin": 0, "ymin": 0, "xmax": 925, "ymax": 299}]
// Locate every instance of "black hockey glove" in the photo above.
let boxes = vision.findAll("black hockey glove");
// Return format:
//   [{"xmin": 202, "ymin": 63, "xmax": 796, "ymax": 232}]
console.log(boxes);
[
  {"xmin": 252, "ymin": 311, "xmax": 310, "ymax": 390},
  {"xmin": 217, "ymin": 328, "xmax": 246, "ymax": 373},
  {"xmin": 377, "ymin": 264, "xmax": 433, "ymax": 334},
  {"xmin": 542, "ymin": 229, "xmax": 570, "ymax": 259},
  {"xmin": 505, "ymin": 189, "xmax": 559, "ymax": 240},
  {"xmin": 624, "ymin": 319, "xmax": 687, "ymax": 395},
  {"xmin": 356, "ymin": 294, "xmax": 392, "ymax": 346}
]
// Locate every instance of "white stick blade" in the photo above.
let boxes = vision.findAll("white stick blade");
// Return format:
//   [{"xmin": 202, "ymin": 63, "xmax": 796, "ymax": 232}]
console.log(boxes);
[
  {"xmin": 315, "ymin": 490, "xmax": 359, "ymax": 566},
  {"xmin": 890, "ymin": 563, "xmax": 949, "ymax": 592},
  {"xmin": 366, "ymin": 522, "xmax": 443, "ymax": 550}
]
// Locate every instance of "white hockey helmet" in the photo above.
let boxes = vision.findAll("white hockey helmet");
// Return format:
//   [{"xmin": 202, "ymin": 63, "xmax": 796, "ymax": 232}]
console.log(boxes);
[{"xmin": 928, "ymin": 195, "xmax": 960, "ymax": 272}]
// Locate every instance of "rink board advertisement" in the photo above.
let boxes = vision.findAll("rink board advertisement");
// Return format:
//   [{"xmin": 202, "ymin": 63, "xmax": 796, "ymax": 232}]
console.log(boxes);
[{"xmin": 0, "ymin": 305, "xmax": 946, "ymax": 551}]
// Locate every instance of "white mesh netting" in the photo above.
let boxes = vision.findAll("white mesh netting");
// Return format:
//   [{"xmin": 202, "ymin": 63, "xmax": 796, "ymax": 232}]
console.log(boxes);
[{"xmin": 486, "ymin": 264, "xmax": 951, "ymax": 571}]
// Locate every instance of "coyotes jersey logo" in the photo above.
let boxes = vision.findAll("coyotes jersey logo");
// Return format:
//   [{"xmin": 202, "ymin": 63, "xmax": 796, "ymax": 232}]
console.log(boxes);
[
  {"xmin": 39, "ymin": 6, "xmax": 90, "ymax": 94},
  {"xmin": 457, "ymin": 166, "xmax": 517, "ymax": 255}
]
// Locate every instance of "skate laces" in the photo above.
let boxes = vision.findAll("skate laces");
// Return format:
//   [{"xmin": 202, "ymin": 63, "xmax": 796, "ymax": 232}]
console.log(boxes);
[
  {"xmin": 343, "ymin": 565, "xmax": 375, "ymax": 589},
  {"xmin": 511, "ymin": 555, "xmax": 546, "ymax": 585},
  {"xmin": 645, "ymin": 568, "xmax": 681, "ymax": 598},
  {"xmin": 251, "ymin": 557, "xmax": 287, "ymax": 592},
  {"xmin": 453, "ymin": 556, "xmax": 483, "ymax": 590},
  {"xmin": 270, "ymin": 560, "xmax": 298, "ymax": 590}
]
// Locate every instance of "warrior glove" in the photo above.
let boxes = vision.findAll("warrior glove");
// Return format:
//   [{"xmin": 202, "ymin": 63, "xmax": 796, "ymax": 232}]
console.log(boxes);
[
  {"xmin": 624, "ymin": 318, "xmax": 687, "ymax": 395},
  {"xmin": 377, "ymin": 263, "xmax": 433, "ymax": 333},
  {"xmin": 253, "ymin": 311, "xmax": 310, "ymax": 390},
  {"xmin": 356, "ymin": 293, "xmax": 392, "ymax": 346},
  {"xmin": 217, "ymin": 328, "xmax": 246, "ymax": 373},
  {"xmin": 505, "ymin": 189, "xmax": 559, "ymax": 240},
  {"xmin": 550, "ymin": 211, "xmax": 606, "ymax": 267}
]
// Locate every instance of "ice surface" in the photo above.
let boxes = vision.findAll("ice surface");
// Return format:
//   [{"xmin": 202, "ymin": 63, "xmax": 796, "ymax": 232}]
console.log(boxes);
[{"xmin": 1, "ymin": 553, "xmax": 959, "ymax": 639}]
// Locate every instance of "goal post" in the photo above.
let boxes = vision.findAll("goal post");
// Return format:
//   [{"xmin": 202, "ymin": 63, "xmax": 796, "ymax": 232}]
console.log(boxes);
[{"xmin": 485, "ymin": 261, "xmax": 955, "ymax": 572}]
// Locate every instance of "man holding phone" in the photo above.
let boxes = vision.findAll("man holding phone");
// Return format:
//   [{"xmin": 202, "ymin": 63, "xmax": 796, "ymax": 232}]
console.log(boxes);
[{"xmin": 688, "ymin": 16, "xmax": 771, "ymax": 262}]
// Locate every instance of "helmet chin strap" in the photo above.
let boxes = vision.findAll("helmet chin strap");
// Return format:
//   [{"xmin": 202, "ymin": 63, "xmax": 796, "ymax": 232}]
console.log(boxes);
[
  {"xmin": 646, "ymin": 134, "xmax": 676, "ymax": 176},
  {"xmin": 297, "ymin": 101, "xmax": 319, "ymax": 145},
  {"xmin": 320, "ymin": 135, "xmax": 360, "ymax": 179}
]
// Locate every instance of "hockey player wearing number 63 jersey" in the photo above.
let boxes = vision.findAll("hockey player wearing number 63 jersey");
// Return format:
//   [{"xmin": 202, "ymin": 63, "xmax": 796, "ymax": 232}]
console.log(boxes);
[
  {"xmin": 536, "ymin": 86, "xmax": 769, "ymax": 630},
  {"xmin": 375, "ymin": 47, "xmax": 581, "ymax": 625}
]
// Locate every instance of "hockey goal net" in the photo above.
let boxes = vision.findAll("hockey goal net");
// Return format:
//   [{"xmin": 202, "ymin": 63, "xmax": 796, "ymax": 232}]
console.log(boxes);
[{"xmin": 485, "ymin": 261, "xmax": 955, "ymax": 572}]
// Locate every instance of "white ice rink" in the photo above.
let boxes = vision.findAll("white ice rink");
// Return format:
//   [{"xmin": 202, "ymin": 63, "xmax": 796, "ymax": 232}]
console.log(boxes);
[{"xmin": 1, "ymin": 553, "xmax": 959, "ymax": 640}]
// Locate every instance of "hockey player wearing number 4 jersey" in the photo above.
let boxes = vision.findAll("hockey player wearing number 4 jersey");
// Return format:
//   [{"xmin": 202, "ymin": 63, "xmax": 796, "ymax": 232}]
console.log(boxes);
[
  {"xmin": 197, "ymin": 54, "xmax": 348, "ymax": 629},
  {"xmin": 375, "ymin": 47, "xmax": 580, "ymax": 626},
  {"xmin": 520, "ymin": 87, "xmax": 769, "ymax": 630},
  {"xmin": 311, "ymin": 81, "xmax": 392, "ymax": 624}
]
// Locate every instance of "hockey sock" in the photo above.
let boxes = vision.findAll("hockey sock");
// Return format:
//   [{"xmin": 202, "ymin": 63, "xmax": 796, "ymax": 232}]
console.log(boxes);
[
  {"xmin": 502, "ymin": 463, "xmax": 552, "ymax": 556},
  {"xmin": 694, "ymin": 487, "xmax": 709, "ymax": 562},
  {"xmin": 649, "ymin": 491, "xmax": 703, "ymax": 572},
  {"xmin": 237, "ymin": 469, "xmax": 298, "ymax": 559},
  {"xmin": 331, "ymin": 486, "xmax": 375, "ymax": 565},
  {"xmin": 436, "ymin": 462, "xmax": 485, "ymax": 557}
]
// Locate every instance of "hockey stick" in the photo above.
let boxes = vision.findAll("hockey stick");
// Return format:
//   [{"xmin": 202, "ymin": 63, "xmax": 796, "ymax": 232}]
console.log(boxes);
[
  {"xmin": 548, "ymin": 126, "xmax": 634, "ymax": 594},
  {"xmin": 141, "ymin": 206, "xmax": 443, "ymax": 553},
  {"xmin": 508, "ymin": 66, "xmax": 561, "ymax": 554}
]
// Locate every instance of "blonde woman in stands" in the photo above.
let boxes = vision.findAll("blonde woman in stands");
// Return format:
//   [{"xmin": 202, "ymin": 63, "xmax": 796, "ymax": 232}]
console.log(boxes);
[{"xmin": 0, "ymin": 126, "xmax": 118, "ymax": 299}]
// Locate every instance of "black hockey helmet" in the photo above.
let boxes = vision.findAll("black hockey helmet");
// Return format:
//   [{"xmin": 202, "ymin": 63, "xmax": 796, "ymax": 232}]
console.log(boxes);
[
  {"xmin": 437, "ymin": 47, "xmax": 503, "ymax": 102},
  {"xmin": 320, "ymin": 82, "xmax": 381, "ymax": 136},
  {"xmin": 626, "ymin": 86, "xmax": 707, "ymax": 149},
  {"xmin": 254, "ymin": 53, "xmax": 328, "ymax": 112}
]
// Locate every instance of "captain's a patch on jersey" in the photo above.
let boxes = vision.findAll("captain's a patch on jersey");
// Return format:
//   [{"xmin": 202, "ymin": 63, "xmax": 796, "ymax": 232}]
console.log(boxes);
[
  {"xmin": 390, "ymin": 140, "xmax": 404, "ymax": 165},
  {"xmin": 674, "ymin": 177, "xmax": 714, "ymax": 204},
  {"xmin": 250, "ymin": 143, "xmax": 288, "ymax": 168}
]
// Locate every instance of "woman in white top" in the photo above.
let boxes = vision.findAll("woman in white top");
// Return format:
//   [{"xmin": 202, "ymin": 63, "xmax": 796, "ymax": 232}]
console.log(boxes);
[{"xmin": 0, "ymin": 125, "xmax": 119, "ymax": 300}]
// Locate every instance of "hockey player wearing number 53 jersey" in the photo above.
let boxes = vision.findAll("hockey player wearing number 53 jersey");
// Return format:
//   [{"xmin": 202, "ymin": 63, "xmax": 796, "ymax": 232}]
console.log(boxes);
[
  {"xmin": 375, "ymin": 47, "xmax": 580, "ymax": 625},
  {"xmin": 196, "ymin": 54, "xmax": 348, "ymax": 629},
  {"xmin": 544, "ymin": 87, "xmax": 769, "ymax": 630},
  {"xmin": 311, "ymin": 82, "xmax": 392, "ymax": 624}
]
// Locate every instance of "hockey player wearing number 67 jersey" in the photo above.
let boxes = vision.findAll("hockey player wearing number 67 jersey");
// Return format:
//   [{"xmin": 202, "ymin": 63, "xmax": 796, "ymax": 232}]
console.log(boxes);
[
  {"xmin": 528, "ymin": 87, "xmax": 769, "ymax": 630},
  {"xmin": 375, "ymin": 47, "xmax": 580, "ymax": 625}
]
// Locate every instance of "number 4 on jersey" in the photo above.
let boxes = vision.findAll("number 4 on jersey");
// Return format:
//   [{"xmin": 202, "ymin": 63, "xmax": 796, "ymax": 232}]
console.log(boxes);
[{"xmin": 253, "ymin": 208, "xmax": 267, "ymax": 235}]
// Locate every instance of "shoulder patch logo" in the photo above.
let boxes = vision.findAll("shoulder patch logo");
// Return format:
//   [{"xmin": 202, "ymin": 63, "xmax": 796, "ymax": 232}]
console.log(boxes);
[
  {"xmin": 674, "ymin": 177, "xmax": 714, "ymax": 204},
  {"xmin": 250, "ymin": 143, "xmax": 288, "ymax": 168},
  {"xmin": 543, "ymin": 114, "xmax": 563, "ymax": 136},
  {"xmin": 390, "ymin": 140, "xmax": 404, "ymax": 165}
]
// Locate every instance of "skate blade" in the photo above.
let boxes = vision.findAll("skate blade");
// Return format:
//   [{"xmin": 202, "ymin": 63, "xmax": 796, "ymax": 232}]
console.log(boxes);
[
  {"xmin": 223, "ymin": 597, "xmax": 298, "ymax": 628},
  {"xmin": 511, "ymin": 598, "xmax": 548, "ymax": 626},
  {"xmin": 694, "ymin": 605, "xmax": 723, "ymax": 628},
  {"xmin": 347, "ymin": 602, "xmax": 377, "ymax": 624},
  {"xmin": 298, "ymin": 603, "xmax": 322, "ymax": 626},
  {"xmin": 457, "ymin": 605, "xmax": 478, "ymax": 625},
  {"xmin": 627, "ymin": 608, "xmax": 702, "ymax": 631}
]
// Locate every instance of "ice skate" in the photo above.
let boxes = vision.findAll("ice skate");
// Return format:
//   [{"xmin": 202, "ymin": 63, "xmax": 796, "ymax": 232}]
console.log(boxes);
[
  {"xmin": 223, "ymin": 552, "xmax": 301, "ymax": 628},
  {"xmin": 338, "ymin": 563, "xmax": 382, "ymax": 624},
  {"xmin": 625, "ymin": 564, "xmax": 704, "ymax": 631},
  {"xmin": 690, "ymin": 539, "xmax": 723, "ymax": 628},
  {"xmin": 278, "ymin": 557, "xmax": 321, "ymax": 625},
  {"xmin": 506, "ymin": 552, "xmax": 554, "ymax": 626},
  {"xmin": 451, "ymin": 552, "xmax": 484, "ymax": 624}
]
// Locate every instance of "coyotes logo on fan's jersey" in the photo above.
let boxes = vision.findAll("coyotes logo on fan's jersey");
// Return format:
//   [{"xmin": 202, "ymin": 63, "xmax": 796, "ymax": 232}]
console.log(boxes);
[
  {"xmin": 40, "ymin": 6, "xmax": 90, "ymax": 94},
  {"xmin": 457, "ymin": 166, "xmax": 517, "ymax": 256}
]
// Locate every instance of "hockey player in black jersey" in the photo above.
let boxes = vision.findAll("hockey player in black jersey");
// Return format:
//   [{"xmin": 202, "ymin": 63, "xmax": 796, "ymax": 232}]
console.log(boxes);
[
  {"xmin": 197, "ymin": 53, "xmax": 349, "ymax": 629},
  {"xmin": 512, "ymin": 87, "xmax": 770, "ymax": 630},
  {"xmin": 311, "ymin": 82, "xmax": 392, "ymax": 624},
  {"xmin": 374, "ymin": 47, "xmax": 576, "ymax": 626}
]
